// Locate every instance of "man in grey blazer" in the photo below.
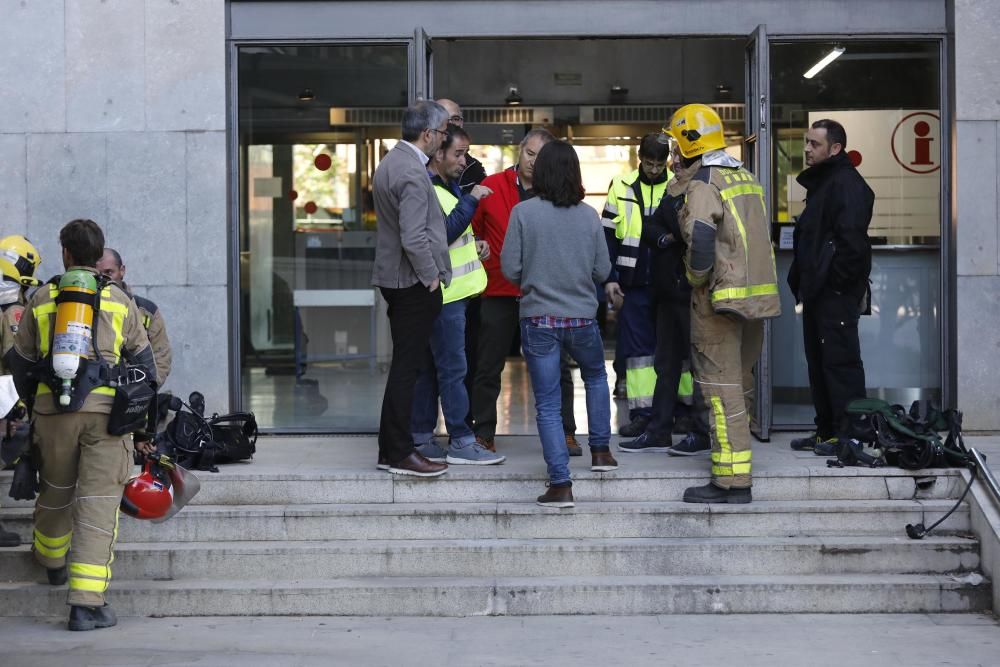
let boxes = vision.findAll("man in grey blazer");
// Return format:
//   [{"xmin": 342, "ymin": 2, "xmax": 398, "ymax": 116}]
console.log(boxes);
[{"xmin": 372, "ymin": 100, "xmax": 452, "ymax": 477}]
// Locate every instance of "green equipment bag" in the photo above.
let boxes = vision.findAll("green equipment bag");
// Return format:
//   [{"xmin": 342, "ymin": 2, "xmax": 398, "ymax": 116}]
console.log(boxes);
[{"xmin": 845, "ymin": 398, "xmax": 968, "ymax": 470}]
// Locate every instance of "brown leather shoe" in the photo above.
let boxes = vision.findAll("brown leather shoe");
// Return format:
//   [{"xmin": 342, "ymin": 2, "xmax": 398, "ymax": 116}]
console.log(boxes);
[
  {"xmin": 475, "ymin": 435, "xmax": 496, "ymax": 452},
  {"xmin": 591, "ymin": 450, "xmax": 619, "ymax": 472},
  {"xmin": 565, "ymin": 434, "xmax": 583, "ymax": 457},
  {"xmin": 388, "ymin": 451, "xmax": 448, "ymax": 477},
  {"xmin": 537, "ymin": 484, "xmax": 574, "ymax": 508},
  {"xmin": 376, "ymin": 453, "xmax": 389, "ymax": 471}
]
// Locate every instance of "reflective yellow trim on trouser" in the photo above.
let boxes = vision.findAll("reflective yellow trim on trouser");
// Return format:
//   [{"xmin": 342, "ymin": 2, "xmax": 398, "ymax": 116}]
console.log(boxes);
[
  {"xmin": 69, "ymin": 563, "xmax": 111, "ymax": 594},
  {"xmin": 33, "ymin": 529, "xmax": 72, "ymax": 561},
  {"xmin": 709, "ymin": 395, "xmax": 752, "ymax": 478},
  {"xmin": 626, "ymin": 357, "xmax": 656, "ymax": 410}
]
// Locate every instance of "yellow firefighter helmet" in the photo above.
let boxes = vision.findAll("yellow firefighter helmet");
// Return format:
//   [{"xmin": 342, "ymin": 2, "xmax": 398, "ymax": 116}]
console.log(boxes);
[
  {"xmin": 664, "ymin": 104, "xmax": 726, "ymax": 159},
  {"xmin": 0, "ymin": 235, "xmax": 41, "ymax": 286}
]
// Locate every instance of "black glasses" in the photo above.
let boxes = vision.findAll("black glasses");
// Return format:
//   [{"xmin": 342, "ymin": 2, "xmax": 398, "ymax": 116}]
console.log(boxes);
[
  {"xmin": 449, "ymin": 115, "xmax": 464, "ymax": 123},
  {"xmin": 428, "ymin": 128, "xmax": 449, "ymax": 136}
]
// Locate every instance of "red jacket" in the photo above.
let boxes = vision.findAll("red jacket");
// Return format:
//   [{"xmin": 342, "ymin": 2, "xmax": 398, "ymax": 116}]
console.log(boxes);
[{"xmin": 471, "ymin": 167, "xmax": 522, "ymax": 298}]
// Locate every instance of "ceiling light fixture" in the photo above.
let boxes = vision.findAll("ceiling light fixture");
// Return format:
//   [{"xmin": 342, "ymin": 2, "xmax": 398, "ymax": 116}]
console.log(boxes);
[
  {"xmin": 803, "ymin": 46, "xmax": 846, "ymax": 79},
  {"xmin": 504, "ymin": 86, "xmax": 523, "ymax": 106},
  {"xmin": 298, "ymin": 88, "xmax": 315, "ymax": 102}
]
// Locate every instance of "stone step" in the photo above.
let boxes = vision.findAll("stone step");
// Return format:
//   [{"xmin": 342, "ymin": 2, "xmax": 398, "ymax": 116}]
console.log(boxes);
[
  {"xmin": 0, "ymin": 535, "xmax": 979, "ymax": 582},
  {"xmin": 0, "ymin": 467, "xmax": 968, "ymax": 508},
  {"xmin": 0, "ymin": 499, "xmax": 970, "ymax": 542},
  {"xmin": 1, "ymin": 574, "xmax": 988, "ymax": 617}
]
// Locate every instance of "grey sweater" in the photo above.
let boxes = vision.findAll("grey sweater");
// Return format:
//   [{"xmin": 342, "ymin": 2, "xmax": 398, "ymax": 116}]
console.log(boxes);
[{"xmin": 500, "ymin": 197, "xmax": 612, "ymax": 319}]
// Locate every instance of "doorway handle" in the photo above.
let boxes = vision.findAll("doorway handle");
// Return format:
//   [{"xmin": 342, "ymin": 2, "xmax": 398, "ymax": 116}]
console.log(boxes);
[{"xmin": 759, "ymin": 94, "xmax": 767, "ymax": 130}]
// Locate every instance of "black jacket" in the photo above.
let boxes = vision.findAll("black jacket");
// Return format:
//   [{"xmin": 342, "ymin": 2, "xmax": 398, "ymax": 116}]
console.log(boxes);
[
  {"xmin": 788, "ymin": 151, "xmax": 875, "ymax": 303},
  {"xmin": 641, "ymin": 192, "xmax": 691, "ymax": 301}
]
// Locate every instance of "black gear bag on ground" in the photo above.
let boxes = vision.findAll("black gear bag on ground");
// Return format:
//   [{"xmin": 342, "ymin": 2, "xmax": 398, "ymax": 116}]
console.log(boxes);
[
  {"xmin": 155, "ymin": 392, "xmax": 257, "ymax": 472},
  {"xmin": 842, "ymin": 398, "xmax": 968, "ymax": 470}
]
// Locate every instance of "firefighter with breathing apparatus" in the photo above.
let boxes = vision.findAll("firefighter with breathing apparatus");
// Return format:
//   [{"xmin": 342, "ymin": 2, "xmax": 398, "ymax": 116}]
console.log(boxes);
[
  {"xmin": 4, "ymin": 219, "xmax": 158, "ymax": 631},
  {"xmin": 0, "ymin": 234, "xmax": 42, "ymax": 547}
]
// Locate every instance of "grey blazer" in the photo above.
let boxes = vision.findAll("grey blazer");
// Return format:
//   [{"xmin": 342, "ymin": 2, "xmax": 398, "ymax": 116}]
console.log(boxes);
[{"xmin": 371, "ymin": 143, "xmax": 451, "ymax": 289}]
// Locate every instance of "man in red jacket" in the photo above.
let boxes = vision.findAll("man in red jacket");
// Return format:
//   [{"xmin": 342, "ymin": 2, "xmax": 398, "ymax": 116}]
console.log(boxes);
[{"xmin": 470, "ymin": 129, "xmax": 581, "ymax": 454}]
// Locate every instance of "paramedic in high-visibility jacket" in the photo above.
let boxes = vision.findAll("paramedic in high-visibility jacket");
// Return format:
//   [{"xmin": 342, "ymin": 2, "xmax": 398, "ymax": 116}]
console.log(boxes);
[{"xmin": 663, "ymin": 104, "xmax": 781, "ymax": 504}]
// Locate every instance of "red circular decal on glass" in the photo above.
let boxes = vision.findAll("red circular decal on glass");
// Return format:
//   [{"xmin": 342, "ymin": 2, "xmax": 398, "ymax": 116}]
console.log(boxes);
[
  {"xmin": 847, "ymin": 150, "xmax": 863, "ymax": 167},
  {"xmin": 304, "ymin": 201, "xmax": 318, "ymax": 215},
  {"xmin": 289, "ymin": 189, "xmax": 298, "ymax": 201},
  {"xmin": 890, "ymin": 112, "xmax": 940, "ymax": 174},
  {"xmin": 314, "ymin": 154, "xmax": 332, "ymax": 171}
]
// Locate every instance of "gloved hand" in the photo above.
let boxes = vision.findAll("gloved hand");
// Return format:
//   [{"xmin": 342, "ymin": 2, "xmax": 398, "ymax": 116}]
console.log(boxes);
[{"xmin": 9, "ymin": 454, "xmax": 39, "ymax": 501}]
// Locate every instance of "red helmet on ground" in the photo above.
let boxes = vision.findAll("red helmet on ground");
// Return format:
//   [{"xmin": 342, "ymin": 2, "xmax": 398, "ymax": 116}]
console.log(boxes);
[{"xmin": 120, "ymin": 460, "xmax": 174, "ymax": 520}]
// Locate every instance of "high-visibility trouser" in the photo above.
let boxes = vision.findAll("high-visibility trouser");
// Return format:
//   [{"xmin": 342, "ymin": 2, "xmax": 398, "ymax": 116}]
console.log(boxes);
[
  {"xmin": 619, "ymin": 285, "xmax": 657, "ymax": 417},
  {"xmin": 689, "ymin": 287, "xmax": 763, "ymax": 490},
  {"xmin": 32, "ymin": 412, "xmax": 133, "ymax": 607}
]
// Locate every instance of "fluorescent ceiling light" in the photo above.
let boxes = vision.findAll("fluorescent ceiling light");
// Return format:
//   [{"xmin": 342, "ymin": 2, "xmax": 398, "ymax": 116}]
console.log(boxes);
[{"xmin": 803, "ymin": 46, "xmax": 846, "ymax": 79}]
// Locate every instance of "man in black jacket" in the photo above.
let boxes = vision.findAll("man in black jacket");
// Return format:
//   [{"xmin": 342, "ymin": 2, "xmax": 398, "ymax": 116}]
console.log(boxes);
[
  {"xmin": 787, "ymin": 119, "xmax": 875, "ymax": 455},
  {"xmin": 618, "ymin": 152, "xmax": 710, "ymax": 455}
]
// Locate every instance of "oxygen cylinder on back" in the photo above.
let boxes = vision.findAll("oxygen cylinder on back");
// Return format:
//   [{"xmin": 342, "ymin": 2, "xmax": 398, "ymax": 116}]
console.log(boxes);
[{"xmin": 52, "ymin": 270, "xmax": 98, "ymax": 406}]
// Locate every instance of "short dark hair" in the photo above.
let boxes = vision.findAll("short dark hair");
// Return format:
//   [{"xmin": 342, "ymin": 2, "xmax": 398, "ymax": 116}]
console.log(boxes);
[
  {"xmin": 401, "ymin": 100, "xmax": 449, "ymax": 142},
  {"xmin": 59, "ymin": 219, "xmax": 105, "ymax": 267},
  {"xmin": 440, "ymin": 124, "xmax": 470, "ymax": 152},
  {"xmin": 532, "ymin": 140, "xmax": 584, "ymax": 208},
  {"xmin": 104, "ymin": 247, "xmax": 124, "ymax": 268},
  {"xmin": 811, "ymin": 119, "xmax": 847, "ymax": 150},
  {"xmin": 638, "ymin": 133, "xmax": 669, "ymax": 161}
]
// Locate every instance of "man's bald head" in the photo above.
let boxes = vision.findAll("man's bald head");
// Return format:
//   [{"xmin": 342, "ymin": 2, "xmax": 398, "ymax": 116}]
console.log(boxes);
[{"xmin": 436, "ymin": 98, "xmax": 464, "ymax": 127}]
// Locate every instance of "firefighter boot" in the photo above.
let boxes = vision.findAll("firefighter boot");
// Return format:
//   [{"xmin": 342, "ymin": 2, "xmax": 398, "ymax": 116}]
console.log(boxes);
[
  {"xmin": 68, "ymin": 603, "xmax": 118, "ymax": 632},
  {"xmin": 683, "ymin": 482, "xmax": 752, "ymax": 504},
  {"xmin": 0, "ymin": 522, "xmax": 19, "ymax": 547}
]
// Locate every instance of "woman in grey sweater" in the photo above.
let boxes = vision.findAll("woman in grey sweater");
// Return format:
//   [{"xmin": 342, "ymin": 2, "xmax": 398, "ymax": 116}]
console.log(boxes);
[{"xmin": 500, "ymin": 140, "xmax": 617, "ymax": 508}]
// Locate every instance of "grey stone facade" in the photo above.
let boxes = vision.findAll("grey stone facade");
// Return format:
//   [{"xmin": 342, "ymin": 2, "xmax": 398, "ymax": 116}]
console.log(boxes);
[
  {"xmin": 956, "ymin": 0, "xmax": 1000, "ymax": 429},
  {"xmin": 3, "ymin": 0, "xmax": 998, "ymax": 428},
  {"xmin": 0, "ymin": 0, "xmax": 228, "ymax": 412}
]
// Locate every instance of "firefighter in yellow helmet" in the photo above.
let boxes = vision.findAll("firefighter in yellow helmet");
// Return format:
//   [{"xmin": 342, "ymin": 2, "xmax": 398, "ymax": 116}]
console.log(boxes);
[
  {"xmin": 0, "ymin": 234, "xmax": 42, "ymax": 547},
  {"xmin": 5, "ymin": 219, "xmax": 156, "ymax": 631},
  {"xmin": 663, "ymin": 104, "xmax": 781, "ymax": 504}
]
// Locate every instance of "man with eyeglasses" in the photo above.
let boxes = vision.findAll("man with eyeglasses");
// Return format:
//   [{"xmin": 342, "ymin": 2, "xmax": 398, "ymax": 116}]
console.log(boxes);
[
  {"xmin": 371, "ymin": 100, "xmax": 453, "ymax": 477},
  {"xmin": 437, "ymin": 99, "xmax": 487, "ymax": 195}
]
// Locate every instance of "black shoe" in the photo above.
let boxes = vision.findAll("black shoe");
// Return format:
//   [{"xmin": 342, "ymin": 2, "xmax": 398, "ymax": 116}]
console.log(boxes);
[
  {"xmin": 47, "ymin": 566, "xmax": 68, "ymax": 586},
  {"xmin": 813, "ymin": 438, "xmax": 843, "ymax": 457},
  {"xmin": 617, "ymin": 432, "xmax": 670, "ymax": 453},
  {"xmin": 68, "ymin": 604, "xmax": 118, "ymax": 631},
  {"xmin": 0, "ymin": 523, "xmax": 20, "ymax": 547},
  {"xmin": 683, "ymin": 483, "xmax": 752, "ymax": 504},
  {"xmin": 790, "ymin": 432, "xmax": 836, "ymax": 451},
  {"xmin": 667, "ymin": 433, "xmax": 712, "ymax": 457},
  {"xmin": 618, "ymin": 415, "xmax": 650, "ymax": 438}
]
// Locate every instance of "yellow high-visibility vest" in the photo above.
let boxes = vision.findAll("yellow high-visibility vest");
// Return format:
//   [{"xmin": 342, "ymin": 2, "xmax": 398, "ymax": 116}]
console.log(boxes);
[{"xmin": 434, "ymin": 184, "xmax": 488, "ymax": 304}]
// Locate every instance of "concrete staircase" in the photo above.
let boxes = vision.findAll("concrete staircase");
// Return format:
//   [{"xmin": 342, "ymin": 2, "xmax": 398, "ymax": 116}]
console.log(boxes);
[{"xmin": 0, "ymin": 439, "xmax": 991, "ymax": 617}]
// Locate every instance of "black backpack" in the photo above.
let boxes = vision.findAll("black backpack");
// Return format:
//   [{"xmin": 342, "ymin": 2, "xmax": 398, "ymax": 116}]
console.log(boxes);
[{"xmin": 842, "ymin": 398, "xmax": 968, "ymax": 470}]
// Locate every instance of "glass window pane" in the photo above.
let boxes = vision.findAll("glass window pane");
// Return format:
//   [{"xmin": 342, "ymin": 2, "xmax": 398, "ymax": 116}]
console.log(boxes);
[
  {"xmin": 238, "ymin": 44, "xmax": 407, "ymax": 431},
  {"xmin": 769, "ymin": 40, "xmax": 942, "ymax": 427}
]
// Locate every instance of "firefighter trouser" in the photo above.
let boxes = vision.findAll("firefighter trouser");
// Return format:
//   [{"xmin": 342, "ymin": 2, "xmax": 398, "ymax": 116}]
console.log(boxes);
[
  {"xmin": 619, "ymin": 285, "xmax": 657, "ymax": 419},
  {"xmin": 32, "ymin": 412, "xmax": 133, "ymax": 607},
  {"xmin": 690, "ymin": 288, "xmax": 763, "ymax": 490}
]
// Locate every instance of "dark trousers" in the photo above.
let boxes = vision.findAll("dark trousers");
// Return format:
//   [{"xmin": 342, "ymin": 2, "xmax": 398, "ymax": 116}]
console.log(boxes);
[
  {"xmin": 463, "ymin": 296, "xmax": 481, "ymax": 425},
  {"xmin": 471, "ymin": 296, "xmax": 575, "ymax": 439},
  {"xmin": 378, "ymin": 283, "xmax": 442, "ymax": 463},
  {"xmin": 647, "ymin": 292, "xmax": 708, "ymax": 442},
  {"xmin": 802, "ymin": 289, "xmax": 867, "ymax": 439}
]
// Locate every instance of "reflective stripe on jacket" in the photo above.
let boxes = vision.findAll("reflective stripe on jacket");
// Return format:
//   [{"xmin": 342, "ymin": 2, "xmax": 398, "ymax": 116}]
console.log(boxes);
[
  {"xmin": 602, "ymin": 169, "xmax": 670, "ymax": 286},
  {"xmin": 435, "ymin": 185, "xmax": 487, "ymax": 304}
]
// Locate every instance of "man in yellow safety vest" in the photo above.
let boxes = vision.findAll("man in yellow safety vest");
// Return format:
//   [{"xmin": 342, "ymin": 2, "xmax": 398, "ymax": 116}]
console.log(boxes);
[{"xmin": 408, "ymin": 125, "xmax": 506, "ymax": 465}]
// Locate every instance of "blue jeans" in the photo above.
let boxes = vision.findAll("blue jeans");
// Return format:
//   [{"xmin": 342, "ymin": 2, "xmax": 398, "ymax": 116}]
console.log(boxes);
[
  {"xmin": 520, "ymin": 320, "xmax": 611, "ymax": 485},
  {"xmin": 411, "ymin": 299, "xmax": 476, "ymax": 446}
]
